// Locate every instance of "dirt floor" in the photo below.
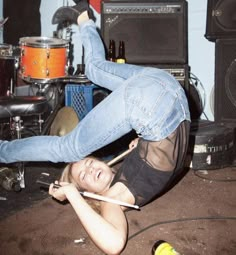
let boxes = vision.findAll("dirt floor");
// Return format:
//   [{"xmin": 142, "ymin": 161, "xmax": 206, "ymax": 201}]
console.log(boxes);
[{"xmin": 0, "ymin": 161, "xmax": 235, "ymax": 255}]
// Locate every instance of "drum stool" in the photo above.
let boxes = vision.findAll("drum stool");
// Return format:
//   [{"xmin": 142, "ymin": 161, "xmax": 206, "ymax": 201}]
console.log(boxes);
[{"xmin": 0, "ymin": 96, "xmax": 49, "ymax": 188}]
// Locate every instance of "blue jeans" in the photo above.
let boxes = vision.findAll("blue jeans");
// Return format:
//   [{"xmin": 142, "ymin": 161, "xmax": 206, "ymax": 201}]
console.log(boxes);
[{"xmin": 0, "ymin": 20, "xmax": 190, "ymax": 163}]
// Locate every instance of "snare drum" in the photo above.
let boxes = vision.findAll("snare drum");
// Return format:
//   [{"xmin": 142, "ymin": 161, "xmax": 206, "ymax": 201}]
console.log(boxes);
[
  {"xmin": 0, "ymin": 44, "xmax": 19, "ymax": 96},
  {"xmin": 19, "ymin": 37, "xmax": 69, "ymax": 83}
]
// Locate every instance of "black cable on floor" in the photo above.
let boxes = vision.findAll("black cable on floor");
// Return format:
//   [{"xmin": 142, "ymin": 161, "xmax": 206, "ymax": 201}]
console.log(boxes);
[{"xmin": 128, "ymin": 216, "xmax": 236, "ymax": 241}]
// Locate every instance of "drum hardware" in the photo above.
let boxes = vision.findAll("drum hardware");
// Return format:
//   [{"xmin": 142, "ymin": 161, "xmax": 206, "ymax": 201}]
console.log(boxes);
[
  {"xmin": 14, "ymin": 79, "xmax": 66, "ymax": 136},
  {"xmin": 46, "ymin": 49, "xmax": 50, "ymax": 59},
  {"xmin": 41, "ymin": 91, "xmax": 65, "ymax": 135},
  {"xmin": 0, "ymin": 44, "xmax": 13, "ymax": 56},
  {"xmin": 1, "ymin": 34, "xmax": 90, "ymax": 140},
  {"xmin": 0, "ymin": 44, "xmax": 20, "ymax": 96},
  {"xmin": 17, "ymin": 82, "xmax": 64, "ymax": 136},
  {"xmin": 20, "ymin": 73, "xmax": 90, "ymax": 136},
  {"xmin": 10, "ymin": 116, "xmax": 25, "ymax": 188},
  {"xmin": 0, "ymin": 96, "xmax": 50, "ymax": 188},
  {"xmin": 7, "ymin": 79, "xmax": 14, "ymax": 96},
  {"xmin": 25, "ymin": 71, "xmax": 91, "ymax": 85},
  {"xmin": 58, "ymin": 74, "xmax": 90, "ymax": 84},
  {"xmin": 67, "ymin": 31, "xmax": 75, "ymax": 75}
]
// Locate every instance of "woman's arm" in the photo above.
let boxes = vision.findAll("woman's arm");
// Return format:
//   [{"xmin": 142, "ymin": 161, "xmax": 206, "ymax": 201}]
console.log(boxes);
[{"xmin": 49, "ymin": 183, "xmax": 128, "ymax": 255}]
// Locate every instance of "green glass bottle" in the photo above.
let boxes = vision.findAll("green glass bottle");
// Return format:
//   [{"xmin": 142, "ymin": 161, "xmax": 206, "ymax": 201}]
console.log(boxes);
[
  {"xmin": 116, "ymin": 41, "xmax": 126, "ymax": 64},
  {"xmin": 108, "ymin": 39, "xmax": 116, "ymax": 62}
]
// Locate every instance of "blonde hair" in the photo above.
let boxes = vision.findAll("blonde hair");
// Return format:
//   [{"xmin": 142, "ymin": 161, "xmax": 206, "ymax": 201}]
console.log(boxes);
[{"xmin": 60, "ymin": 163, "xmax": 81, "ymax": 189}]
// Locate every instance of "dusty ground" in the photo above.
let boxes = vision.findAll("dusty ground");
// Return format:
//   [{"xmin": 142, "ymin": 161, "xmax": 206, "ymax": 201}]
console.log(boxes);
[{"xmin": 0, "ymin": 162, "xmax": 235, "ymax": 255}]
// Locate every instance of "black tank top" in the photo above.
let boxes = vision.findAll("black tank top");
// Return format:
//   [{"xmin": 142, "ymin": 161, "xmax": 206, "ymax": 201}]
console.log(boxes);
[{"xmin": 110, "ymin": 121, "xmax": 190, "ymax": 207}]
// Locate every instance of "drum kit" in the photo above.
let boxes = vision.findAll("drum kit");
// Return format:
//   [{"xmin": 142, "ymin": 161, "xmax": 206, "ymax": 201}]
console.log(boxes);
[
  {"xmin": 0, "ymin": 31, "xmax": 89, "ymax": 189},
  {"xmin": 0, "ymin": 35, "xmax": 89, "ymax": 138}
]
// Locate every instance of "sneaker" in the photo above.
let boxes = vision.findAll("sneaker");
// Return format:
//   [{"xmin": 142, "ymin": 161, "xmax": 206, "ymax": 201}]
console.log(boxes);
[{"xmin": 52, "ymin": 0, "xmax": 89, "ymax": 25}]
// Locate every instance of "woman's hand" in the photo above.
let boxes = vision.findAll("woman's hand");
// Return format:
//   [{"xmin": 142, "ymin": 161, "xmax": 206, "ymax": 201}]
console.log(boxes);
[
  {"xmin": 129, "ymin": 138, "xmax": 139, "ymax": 150},
  {"xmin": 49, "ymin": 181, "xmax": 79, "ymax": 202}
]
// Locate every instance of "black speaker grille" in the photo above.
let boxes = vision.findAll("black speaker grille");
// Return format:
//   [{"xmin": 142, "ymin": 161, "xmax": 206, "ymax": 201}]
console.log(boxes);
[
  {"xmin": 225, "ymin": 60, "xmax": 236, "ymax": 108},
  {"xmin": 215, "ymin": 39, "xmax": 236, "ymax": 122}
]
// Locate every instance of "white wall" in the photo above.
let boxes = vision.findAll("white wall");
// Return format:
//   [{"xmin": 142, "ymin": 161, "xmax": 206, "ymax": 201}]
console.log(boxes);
[{"xmin": 188, "ymin": 0, "xmax": 214, "ymax": 120}]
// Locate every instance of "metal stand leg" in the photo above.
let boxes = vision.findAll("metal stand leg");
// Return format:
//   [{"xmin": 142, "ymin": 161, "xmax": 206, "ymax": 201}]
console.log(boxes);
[{"xmin": 12, "ymin": 116, "xmax": 25, "ymax": 188}]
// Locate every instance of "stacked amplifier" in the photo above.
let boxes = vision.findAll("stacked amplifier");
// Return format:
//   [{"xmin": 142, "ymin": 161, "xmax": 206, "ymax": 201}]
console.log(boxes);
[
  {"xmin": 101, "ymin": 0, "xmax": 189, "ymax": 90},
  {"xmin": 205, "ymin": 0, "xmax": 236, "ymax": 124}
]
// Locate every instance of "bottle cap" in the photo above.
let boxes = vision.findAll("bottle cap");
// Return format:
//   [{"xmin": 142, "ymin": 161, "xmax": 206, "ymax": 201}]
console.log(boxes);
[{"xmin": 116, "ymin": 58, "xmax": 125, "ymax": 64}]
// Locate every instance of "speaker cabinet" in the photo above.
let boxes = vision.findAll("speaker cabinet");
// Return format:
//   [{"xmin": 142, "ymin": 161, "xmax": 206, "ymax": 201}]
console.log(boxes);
[
  {"xmin": 205, "ymin": 0, "xmax": 236, "ymax": 42},
  {"xmin": 215, "ymin": 39, "xmax": 236, "ymax": 123},
  {"xmin": 101, "ymin": 0, "xmax": 188, "ymax": 64}
]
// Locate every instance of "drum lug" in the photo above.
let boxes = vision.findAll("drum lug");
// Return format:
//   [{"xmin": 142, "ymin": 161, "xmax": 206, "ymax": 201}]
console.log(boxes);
[
  {"xmin": 21, "ymin": 66, "xmax": 25, "ymax": 75},
  {"xmin": 65, "ymin": 64, "xmax": 69, "ymax": 75},
  {"xmin": 46, "ymin": 49, "xmax": 50, "ymax": 59},
  {"xmin": 46, "ymin": 69, "xmax": 50, "ymax": 77},
  {"xmin": 15, "ymin": 58, "xmax": 19, "ymax": 70}
]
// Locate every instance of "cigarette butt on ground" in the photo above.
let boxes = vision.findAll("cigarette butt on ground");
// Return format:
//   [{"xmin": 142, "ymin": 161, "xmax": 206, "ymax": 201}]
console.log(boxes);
[{"xmin": 74, "ymin": 238, "xmax": 85, "ymax": 244}]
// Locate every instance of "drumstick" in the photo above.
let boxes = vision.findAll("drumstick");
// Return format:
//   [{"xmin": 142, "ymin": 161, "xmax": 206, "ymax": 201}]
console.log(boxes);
[
  {"xmin": 36, "ymin": 180, "xmax": 139, "ymax": 210},
  {"xmin": 107, "ymin": 149, "xmax": 131, "ymax": 166},
  {"xmin": 82, "ymin": 191, "xmax": 139, "ymax": 209}
]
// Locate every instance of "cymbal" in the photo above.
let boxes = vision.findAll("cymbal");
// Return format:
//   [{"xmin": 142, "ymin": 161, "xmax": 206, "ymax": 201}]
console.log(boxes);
[{"xmin": 50, "ymin": 106, "xmax": 79, "ymax": 136}]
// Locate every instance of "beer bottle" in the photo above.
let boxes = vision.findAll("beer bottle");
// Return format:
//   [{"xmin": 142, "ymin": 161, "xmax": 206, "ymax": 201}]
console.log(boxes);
[
  {"xmin": 116, "ymin": 41, "xmax": 126, "ymax": 63},
  {"xmin": 152, "ymin": 240, "xmax": 180, "ymax": 255},
  {"xmin": 107, "ymin": 39, "xmax": 116, "ymax": 62}
]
